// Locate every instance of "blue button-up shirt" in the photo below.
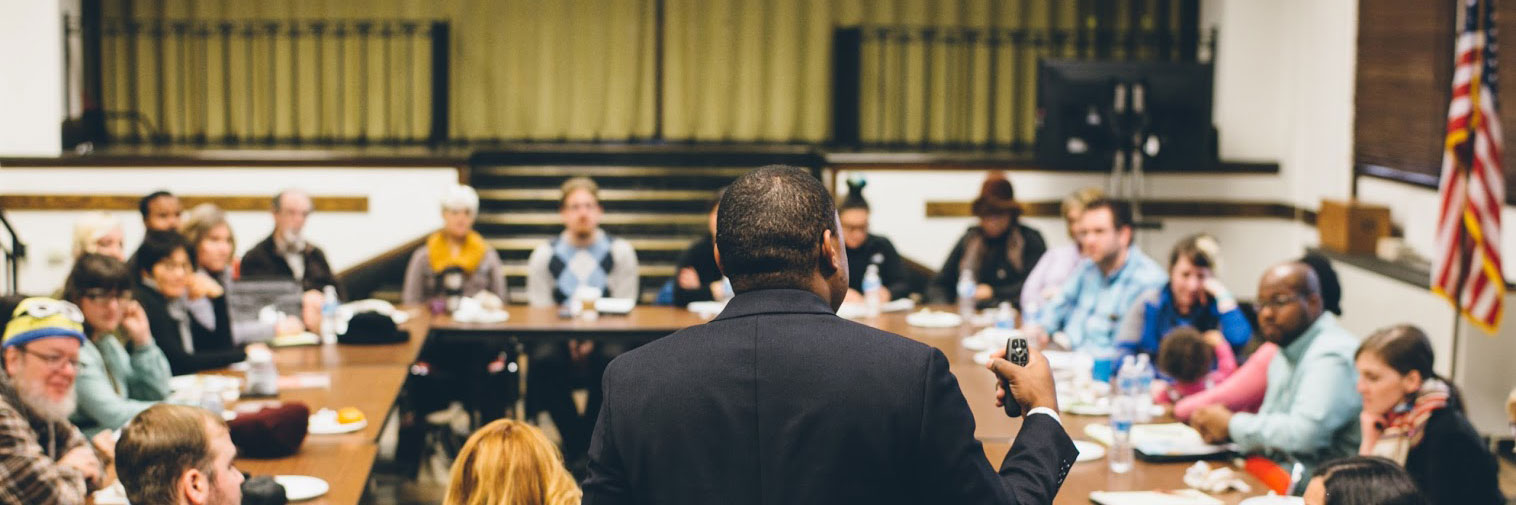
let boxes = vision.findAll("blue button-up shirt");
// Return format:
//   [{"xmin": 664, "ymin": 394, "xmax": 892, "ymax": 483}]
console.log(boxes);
[
  {"xmin": 1228, "ymin": 313, "xmax": 1361, "ymax": 488},
  {"xmin": 1034, "ymin": 246, "xmax": 1167, "ymax": 353}
]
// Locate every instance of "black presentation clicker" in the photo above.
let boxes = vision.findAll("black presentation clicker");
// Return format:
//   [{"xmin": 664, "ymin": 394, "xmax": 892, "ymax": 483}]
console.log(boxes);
[{"xmin": 1002, "ymin": 336, "xmax": 1030, "ymax": 417}]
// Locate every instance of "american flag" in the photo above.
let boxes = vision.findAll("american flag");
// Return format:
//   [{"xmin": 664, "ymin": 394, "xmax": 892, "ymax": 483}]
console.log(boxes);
[{"xmin": 1434, "ymin": 0, "xmax": 1506, "ymax": 332}]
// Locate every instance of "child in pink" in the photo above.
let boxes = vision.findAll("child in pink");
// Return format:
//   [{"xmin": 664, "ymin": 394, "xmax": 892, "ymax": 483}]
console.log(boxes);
[{"xmin": 1151, "ymin": 326, "xmax": 1277, "ymax": 421}]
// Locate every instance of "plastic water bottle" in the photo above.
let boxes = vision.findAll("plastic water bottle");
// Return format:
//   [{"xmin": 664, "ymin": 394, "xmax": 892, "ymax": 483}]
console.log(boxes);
[
  {"xmin": 862, "ymin": 264, "xmax": 883, "ymax": 317},
  {"xmin": 956, "ymin": 269, "xmax": 977, "ymax": 322},
  {"xmin": 1109, "ymin": 390, "xmax": 1136, "ymax": 473},
  {"xmin": 994, "ymin": 301, "xmax": 1017, "ymax": 330},
  {"xmin": 246, "ymin": 346, "xmax": 279, "ymax": 396},
  {"xmin": 1134, "ymin": 354, "xmax": 1155, "ymax": 422},
  {"xmin": 320, "ymin": 285, "xmax": 340, "ymax": 344}
]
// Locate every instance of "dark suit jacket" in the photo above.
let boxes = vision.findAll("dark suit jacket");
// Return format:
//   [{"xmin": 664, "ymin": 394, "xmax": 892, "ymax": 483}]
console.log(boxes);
[
  {"xmin": 238, "ymin": 234, "xmax": 345, "ymax": 299},
  {"xmin": 582, "ymin": 289, "xmax": 1077, "ymax": 505}
]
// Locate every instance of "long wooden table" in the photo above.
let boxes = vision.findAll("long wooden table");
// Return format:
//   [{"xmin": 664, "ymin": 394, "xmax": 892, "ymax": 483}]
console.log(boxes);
[
  {"xmin": 226, "ymin": 305, "xmax": 1269, "ymax": 504},
  {"xmin": 228, "ymin": 307, "xmax": 432, "ymax": 505},
  {"xmin": 864, "ymin": 312, "xmax": 1269, "ymax": 504}
]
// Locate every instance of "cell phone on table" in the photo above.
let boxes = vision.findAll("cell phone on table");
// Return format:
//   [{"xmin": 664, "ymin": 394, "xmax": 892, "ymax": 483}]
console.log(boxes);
[{"xmin": 1002, "ymin": 336, "xmax": 1029, "ymax": 417}]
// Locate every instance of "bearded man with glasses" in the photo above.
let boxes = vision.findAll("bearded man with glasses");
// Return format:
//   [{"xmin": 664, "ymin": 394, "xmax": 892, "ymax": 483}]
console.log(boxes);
[{"xmin": 0, "ymin": 297, "xmax": 105, "ymax": 504}]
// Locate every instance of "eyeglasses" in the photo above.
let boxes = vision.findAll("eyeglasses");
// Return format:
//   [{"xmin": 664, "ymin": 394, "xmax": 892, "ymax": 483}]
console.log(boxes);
[
  {"xmin": 17, "ymin": 299, "xmax": 84, "ymax": 324},
  {"xmin": 20, "ymin": 348, "xmax": 80, "ymax": 371},
  {"xmin": 1256, "ymin": 293, "xmax": 1302, "ymax": 310}
]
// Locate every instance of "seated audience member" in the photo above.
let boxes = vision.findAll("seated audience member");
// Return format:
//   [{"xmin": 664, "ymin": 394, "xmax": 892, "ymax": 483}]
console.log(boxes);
[
  {"xmin": 239, "ymin": 189, "xmax": 343, "ymax": 328},
  {"xmin": 182, "ymin": 204, "xmax": 304, "ymax": 344},
  {"xmin": 72, "ymin": 211, "xmax": 127, "ymax": 261},
  {"xmin": 1508, "ymin": 386, "xmax": 1516, "ymax": 433},
  {"xmin": 1300, "ymin": 252, "xmax": 1345, "ymax": 317},
  {"xmin": 1165, "ymin": 335, "xmax": 1279, "ymax": 422},
  {"xmin": 525, "ymin": 177, "xmax": 638, "ymax": 466},
  {"xmin": 672, "ymin": 188, "xmax": 728, "ymax": 306},
  {"xmin": 140, "ymin": 190, "xmax": 183, "ymax": 233},
  {"xmin": 1354, "ymin": 325, "xmax": 1502, "ymax": 505},
  {"xmin": 583, "ymin": 165, "xmax": 1076, "ymax": 504},
  {"xmin": 134, "ymin": 230, "xmax": 260, "ymax": 375},
  {"xmin": 1303, "ymin": 456, "xmax": 1428, "ymax": 505},
  {"xmin": 115, "ymin": 404, "xmax": 243, "ymax": 505},
  {"xmin": 63, "ymin": 254, "xmax": 172, "ymax": 436},
  {"xmin": 444, "ymin": 418, "xmax": 581, "ymax": 505},
  {"xmin": 1025, "ymin": 198, "xmax": 1165, "ymax": 353},
  {"xmin": 932, "ymin": 174, "xmax": 1047, "ymax": 309},
  {"xmin": 838, "ymin": 178, "xmax": 911, "ymax": 303},
  {"xmin": 402, "ymin": 185, "xmax": 506, "ymax": 305},
  {"xmin": 1190, "ymin": 262, "xmax": 1361, "ymax": 491},
  {"xmin": 0, "ymin": 297, "xmax": 105, "ymax": 503},
  {"xmin": 1117, "ymin": 234, "xmax": 1251, "ymax": 358},
  {"xmin": 1021, "ymin": 187, "xmax": 1104, "ymax": 320},
  {"xmin": 526, "ymin": 177, "xmax": 640, "ymax": 305},
  {"xmin": 1153, "ymin": 326, "xmax": 1237, "ymax": 402}
]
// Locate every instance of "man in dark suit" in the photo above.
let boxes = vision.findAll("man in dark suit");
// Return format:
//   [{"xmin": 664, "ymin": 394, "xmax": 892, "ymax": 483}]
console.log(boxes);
[{"xmin": 582, "ymin": 165, "xmax": 1077, "ymax": 505}]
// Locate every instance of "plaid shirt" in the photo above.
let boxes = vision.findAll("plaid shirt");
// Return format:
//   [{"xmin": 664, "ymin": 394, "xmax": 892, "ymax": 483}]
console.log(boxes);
[{"xmin": 0, "ymin": 370, "xmax": 93, "ymax": 504}]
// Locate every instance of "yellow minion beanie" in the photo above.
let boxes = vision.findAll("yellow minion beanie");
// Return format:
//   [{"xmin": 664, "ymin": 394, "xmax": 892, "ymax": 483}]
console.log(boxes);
[{"xmin": 2, "ymin": 297, "xmax": 86, "ymax": 348}]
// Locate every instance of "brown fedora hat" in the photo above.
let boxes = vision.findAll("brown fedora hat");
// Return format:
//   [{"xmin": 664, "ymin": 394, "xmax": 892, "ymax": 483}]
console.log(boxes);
[{"xmin": 971, "ymin": 175, "xmax": 1023, "ymax": 216}]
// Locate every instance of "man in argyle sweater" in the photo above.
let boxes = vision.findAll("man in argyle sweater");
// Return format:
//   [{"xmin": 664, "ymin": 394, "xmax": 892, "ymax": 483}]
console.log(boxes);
[{"xmin": 525, "ymin": 177, "xmax": 639, "ymax": 470}]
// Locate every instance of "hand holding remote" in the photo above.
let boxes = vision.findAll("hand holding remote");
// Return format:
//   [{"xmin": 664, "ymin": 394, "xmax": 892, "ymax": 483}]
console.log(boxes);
[
  {"xmin": 1002, "ymin": 337, "xmax": 1030, "ymax": 417},
  {"xmin": 988, "ymin": 337, "xmax": 1059, "ymax": 419}
]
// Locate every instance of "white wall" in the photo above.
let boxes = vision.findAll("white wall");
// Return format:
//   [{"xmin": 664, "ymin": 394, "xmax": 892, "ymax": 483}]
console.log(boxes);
[
  {"xmin": 0, "ymin": 0, "xmax": 65, "ymax": 156},
  {"xmin": 0, "ymin": 166, "xmax": 461, "ymax": 293},
  {"xmin": 1210, "ymin": 0, "xmax": 1358, "ymax": 210}
]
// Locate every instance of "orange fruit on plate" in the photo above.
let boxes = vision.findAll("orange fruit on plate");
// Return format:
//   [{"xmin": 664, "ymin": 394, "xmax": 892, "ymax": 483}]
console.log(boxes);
[{"xmin": 337, "ymin": 407, "xmax": 364, "ymax": 424}]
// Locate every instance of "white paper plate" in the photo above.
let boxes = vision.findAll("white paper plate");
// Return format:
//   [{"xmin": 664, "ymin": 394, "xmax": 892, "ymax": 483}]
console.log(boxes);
[
  {"xmin": 686, "ymin": 301, "xmax": 726, "ymax": 316},
  {"xmin": 1240, "ymin": 496, "xmax": 1304, "ymax": 505},
  {"xmin": 275, "ymin": 475, "xmax": 330, "ymax": 502},
  {"xmin": 906, "ymin": 311, "xmax": 963, "ymax": 328},
  {"xmin": 594, "ymin": 297, "xmax": 636, "ymax": 314},
  {"xmin": 1073, "ymin": 439, "xmax": 1106, "ymax": 462},
  {"xmin": 308, "ymin": 417, "xmax": 367, "ymax": 435},
  {"xmin": 1065, "ymin": 402, "xmax": 1112, "ymax": 417}
]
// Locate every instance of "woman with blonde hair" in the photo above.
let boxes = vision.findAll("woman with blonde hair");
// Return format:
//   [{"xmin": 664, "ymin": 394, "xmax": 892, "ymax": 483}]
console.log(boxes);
[
  {"xmin": 72, "ymin": 211, "xmax": 126, "ymax": 261},
  {"xmin": 444, "ymin": 419, "xmax": 581, "ymax": 505}
]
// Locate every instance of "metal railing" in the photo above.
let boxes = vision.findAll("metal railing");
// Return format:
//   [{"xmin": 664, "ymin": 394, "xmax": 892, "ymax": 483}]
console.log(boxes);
[{"xmin": 77, "ymin": 18, "xmax": 449, "ymax": 145}]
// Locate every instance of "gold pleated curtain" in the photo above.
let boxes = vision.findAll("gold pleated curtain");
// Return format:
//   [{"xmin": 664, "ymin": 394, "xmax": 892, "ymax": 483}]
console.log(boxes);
[
  {"xmin": 106, "ymin": 0, "xmax": 656, "ymax": 142},
  {"xmin": 101, "ymin": 0, "xmax": 1186, "ymax": 144}
]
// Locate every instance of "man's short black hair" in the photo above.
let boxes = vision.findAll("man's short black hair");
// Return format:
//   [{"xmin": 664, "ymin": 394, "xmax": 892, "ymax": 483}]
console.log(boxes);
[
  {"xmin": 138, "ymin": 191, "xmax": 175, "ymax": 219},
  {"xmin": 717, "ymin": 165, "xmax": 838, "ymax": 292},
  {"xmin": 1083, "ymin": 197, "xmax": 1134, "ymax": 230}
]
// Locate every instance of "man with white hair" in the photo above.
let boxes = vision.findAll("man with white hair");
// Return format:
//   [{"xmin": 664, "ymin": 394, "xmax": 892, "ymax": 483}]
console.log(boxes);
[
  {"xmin": 0, "ymin": 297, "xmax": 105, "ymax": 504},
  {"xmin": 401, "ymin": 185, "xmax": 506, "ymax": 304},
  {"xmin": 239, "ymin": 189, "xmax": 344, "ymax": 326}
]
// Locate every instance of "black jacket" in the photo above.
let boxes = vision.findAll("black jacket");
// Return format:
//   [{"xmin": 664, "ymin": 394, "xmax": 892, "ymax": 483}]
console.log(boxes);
[
  {"xmin": 238, "ymin": 234, "xmax": 344, "ymax": 299},
  {"xmin": 1403, "ymin": 404, "xmax": 1504, "ymax": 505},
  {"xmin": 671, "ymin": 235, "xmax": 724, "ymax": 306},
  {"xmin": 133, "ymin": 282, "xmax": 246, "ymax": 375},
  {"xmin": 582, "ymin": 289, "xmax": 1077, "ymax": 505},
  {"xmin": 846, "ymin": 234, "xmax": 912, "ymax": 300},
  {"xmin": 932, "ymin": 224, "xmax": 1047, "ymax": 310}
]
